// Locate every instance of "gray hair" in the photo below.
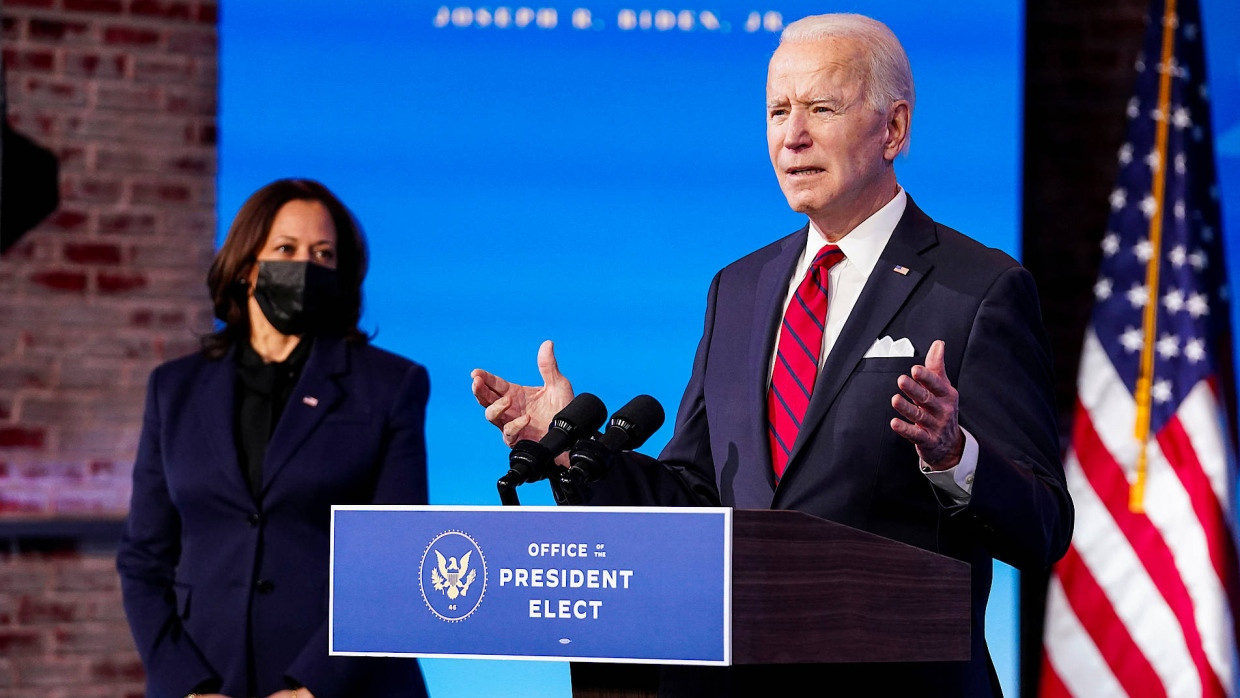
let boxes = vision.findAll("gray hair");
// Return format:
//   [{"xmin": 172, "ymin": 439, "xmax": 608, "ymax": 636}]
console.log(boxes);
[{"xmin": 780, "ymin": 13, "xmax": 916, "ymax": 118}]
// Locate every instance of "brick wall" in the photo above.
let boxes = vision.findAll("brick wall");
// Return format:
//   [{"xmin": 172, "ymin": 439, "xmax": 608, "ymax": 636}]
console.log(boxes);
[
  {"xmin": 0, "ymin": 534, "xmax": 142, "ymax": 698},
  {"xmin": 0, "ymin": 0, "xmax": 217, "ymax": 515},
  {"xmin": 1, "ymin": 0, "xmax": 217, "ymax": 694}
]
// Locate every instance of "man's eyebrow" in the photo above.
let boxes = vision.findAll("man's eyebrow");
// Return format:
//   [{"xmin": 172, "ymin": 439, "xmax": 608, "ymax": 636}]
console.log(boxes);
[
  {"xmin": 766, "ymin": 95, "xmax": 841, "ymax": 108},
  {"xmin": 804, "ymin": 95, "xmax": 841, "ymax": 105}
]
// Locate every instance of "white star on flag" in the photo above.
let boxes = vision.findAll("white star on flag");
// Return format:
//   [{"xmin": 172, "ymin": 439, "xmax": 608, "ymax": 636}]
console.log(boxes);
[{"xmin": 1163, "ymin": 288, "xmax": 1185, "ymax": 312}]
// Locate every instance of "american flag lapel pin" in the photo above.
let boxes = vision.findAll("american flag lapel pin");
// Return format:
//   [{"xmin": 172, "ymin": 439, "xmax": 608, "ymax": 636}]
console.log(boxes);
[
  {"xmin": 893, "ymin": 265, "xmax": 910, "ymax": 275},
  {"xmin": 302, "ymin": 396, "xmax": 319, "ymax": 407}
]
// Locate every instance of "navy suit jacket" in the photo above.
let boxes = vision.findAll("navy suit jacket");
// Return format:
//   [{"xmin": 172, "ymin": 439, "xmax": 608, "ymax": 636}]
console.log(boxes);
[
  {"xmin": 117, "ymin": 335, "xmax": 430, "ymax": 698},
  {"xmin": 586, "ymin": 198, "xmax": 1073, "ymax": 696}
]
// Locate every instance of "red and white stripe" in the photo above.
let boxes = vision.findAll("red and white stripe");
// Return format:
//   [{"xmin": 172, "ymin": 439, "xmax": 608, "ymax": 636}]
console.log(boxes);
[{"xmin": 1042, "ymin": 329, "xmax": 1240, "ymax": 697}]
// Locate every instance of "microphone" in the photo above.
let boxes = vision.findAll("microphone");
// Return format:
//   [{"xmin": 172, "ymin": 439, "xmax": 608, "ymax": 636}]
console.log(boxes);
[
  {"xmin": 560, "ymin": 395, "xmax": 665, "ymax": 499},
  {"xmin": 498, "ymin": 393, "xmax": 608, "ymax": 497}
]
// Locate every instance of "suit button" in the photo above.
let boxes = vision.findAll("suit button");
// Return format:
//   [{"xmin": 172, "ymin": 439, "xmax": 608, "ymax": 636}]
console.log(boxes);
[
  {"xmin": 247, "ymin": 513, "xmax": 261, "ymax": 527},
  {"xmin": 255, "ymin": 579, "xmax": 274, "ymax": 593}
]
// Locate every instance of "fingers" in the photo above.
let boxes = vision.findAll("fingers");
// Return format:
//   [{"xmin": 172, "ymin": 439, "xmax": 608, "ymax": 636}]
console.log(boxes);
[
  {"xmin": 888, "ymin": 339, "xmax": 964, "ymax": 468},
  {"xmin": 471, "ymin": 366, "xmax": 515, "ymax": 406},
  {"xmin": 889, "ymin": 414, "xmax": 925, "ymax": 444},
  {"xmin": 889, "ymin": 339, "xmax": 951, "ymax": 438},
  {"xmin": 471, "ymin": 370, "xmax": 502, "ymax": 407},
  {"xmin": 896, "ymin": 373, "xmax": 934, "ymax": 409},
  {"xmin": 925, "ymin": 339, "xmax": 946, "ymax": 374},
  {"xmin": 909, "ymin": 340, "xmax": 950, "ymax": 396},
  {"xmin": 483, "ymin": 394, "xmax": 510, "ymax": 427},
  {"xmin": 889, "ymin": 393, "xmax": 936, "ymax": 451},
  {"xmin": 475, "ymin": 341, "xmax": 569, "ymax": 446},
  {"xmin": 890, "ymin": 392, "xmax": 935, "ymax": 453},
  {"xmin": 890, "ymin": 391, "xmax": 924, "ymax": 424},
  {"xmin": 536, "ymin": 339, "xmax": 564, "ymax": 386},
  {"xmin": 502, "ymin": 414, "xmax": 531, "ymax": 446},
  {"xmin": 535, "ymin": 338, "xmax": 576, "ymax": 413}
]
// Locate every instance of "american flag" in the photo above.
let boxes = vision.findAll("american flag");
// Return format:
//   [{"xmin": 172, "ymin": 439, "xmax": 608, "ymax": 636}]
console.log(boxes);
[{"xmin": 1039, "ymin": 0, "xmax": 1240, "ymax": 696}]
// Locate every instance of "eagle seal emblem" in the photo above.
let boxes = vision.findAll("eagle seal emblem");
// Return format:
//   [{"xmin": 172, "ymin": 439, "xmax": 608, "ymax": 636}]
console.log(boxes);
[
  {"xmin": 431, "ymin": 549, "xmax": 476, "ymax": 600},
  {"xmin": 419, "ymin": 530, "xmax": 487, "ymax": 622}
]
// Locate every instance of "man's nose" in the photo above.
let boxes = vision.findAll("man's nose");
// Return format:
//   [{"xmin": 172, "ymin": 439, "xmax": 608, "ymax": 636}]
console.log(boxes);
[{"xmin": 783, "ymin": 110, "xmax": 811, "ymax": 150}]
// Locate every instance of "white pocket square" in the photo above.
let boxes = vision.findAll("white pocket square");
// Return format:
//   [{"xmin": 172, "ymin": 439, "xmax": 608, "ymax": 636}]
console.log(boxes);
[{"xmin": 863, "ymin": 336, "xmax": 915, "ymax": 358}]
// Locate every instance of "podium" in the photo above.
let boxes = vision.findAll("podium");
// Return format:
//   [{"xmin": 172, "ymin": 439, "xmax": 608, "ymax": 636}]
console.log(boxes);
[{"xmin": 329, "ymin": 506, "xmax": 969, "ymax": 697}]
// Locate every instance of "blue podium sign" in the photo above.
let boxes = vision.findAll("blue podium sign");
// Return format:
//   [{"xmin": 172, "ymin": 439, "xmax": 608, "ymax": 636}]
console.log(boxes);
[{"xmin": 330, "ymin": 505, "xmax": 732, "ymax": 664}]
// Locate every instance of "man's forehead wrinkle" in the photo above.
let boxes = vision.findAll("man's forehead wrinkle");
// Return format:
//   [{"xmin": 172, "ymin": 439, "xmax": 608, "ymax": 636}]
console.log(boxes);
[{"xmin": 768, "ymin": 56, "xmax": 863, "ymax": 101}]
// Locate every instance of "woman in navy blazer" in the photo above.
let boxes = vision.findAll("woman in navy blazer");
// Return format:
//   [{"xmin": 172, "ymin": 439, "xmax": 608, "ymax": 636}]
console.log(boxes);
[{"xmin": 117, "ymin": 179, "xmax": 430, "ymax": 698}]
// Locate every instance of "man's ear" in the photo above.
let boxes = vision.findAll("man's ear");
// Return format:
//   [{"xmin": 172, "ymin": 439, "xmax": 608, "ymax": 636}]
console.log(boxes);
[{"xmin": 884, "ymin": 100, "xmax": 911, "ymax": 159}]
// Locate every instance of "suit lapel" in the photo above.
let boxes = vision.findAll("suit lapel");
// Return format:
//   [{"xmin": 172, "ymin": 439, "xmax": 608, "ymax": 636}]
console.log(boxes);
[
  {"xmin": 749, "ymin": 227, "xmax": 810, "ymax": 486},
  {"xmin": 784, "ymin": 199, "xmax": 939, "ymax": 472},
  {"xmin": 193, "ymin": 349, "xmax": 251, "ymax": 495},
  {"xmin": 260, "ymin": 336, "xmax": 348, "ymax": 496}
]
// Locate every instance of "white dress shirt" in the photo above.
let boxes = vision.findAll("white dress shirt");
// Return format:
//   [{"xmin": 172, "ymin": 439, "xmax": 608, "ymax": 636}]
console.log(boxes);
[{"xmin": 769, "ymin": 188, "xmax": 978, "ymax": 501}]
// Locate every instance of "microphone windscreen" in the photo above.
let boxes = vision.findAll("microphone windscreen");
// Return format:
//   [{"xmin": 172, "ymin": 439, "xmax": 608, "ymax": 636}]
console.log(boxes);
[
  {"xmin": 553, "ymin": 392, "xmax": 608, "ymax": 435},
  {"xmin": 607, "ymin": 394, "xmax": 665, "ymax": 449}
]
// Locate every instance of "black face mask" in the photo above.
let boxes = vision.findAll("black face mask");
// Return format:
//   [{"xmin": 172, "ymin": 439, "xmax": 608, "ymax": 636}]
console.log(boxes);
[{"xmin": 252, "ymin": 260, "xmax": 341, "ymax": 336}]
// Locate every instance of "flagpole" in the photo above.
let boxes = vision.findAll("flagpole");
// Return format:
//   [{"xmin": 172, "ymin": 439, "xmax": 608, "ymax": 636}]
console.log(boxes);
[{"xmin": 1131, "ymin": 0, "xmax": 1179, "ymax": 514}]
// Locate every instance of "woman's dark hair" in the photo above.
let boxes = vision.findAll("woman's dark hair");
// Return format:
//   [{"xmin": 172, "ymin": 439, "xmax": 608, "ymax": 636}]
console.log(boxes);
[{"xmin": 201, "ymin": 178, "xmax": 369, "ymax": 358}]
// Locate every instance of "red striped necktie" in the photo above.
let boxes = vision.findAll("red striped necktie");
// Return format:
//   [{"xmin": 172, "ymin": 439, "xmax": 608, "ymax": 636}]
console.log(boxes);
[{"xmin": 768, "ymin": 244, "xmax": 845, "ymax": 481}]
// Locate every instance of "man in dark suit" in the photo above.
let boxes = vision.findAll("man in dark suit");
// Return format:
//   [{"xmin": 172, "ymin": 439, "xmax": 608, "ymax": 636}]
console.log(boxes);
[{"xmin": 472, "ymin": 13, "xmax": 1072, "ymax": 696}]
